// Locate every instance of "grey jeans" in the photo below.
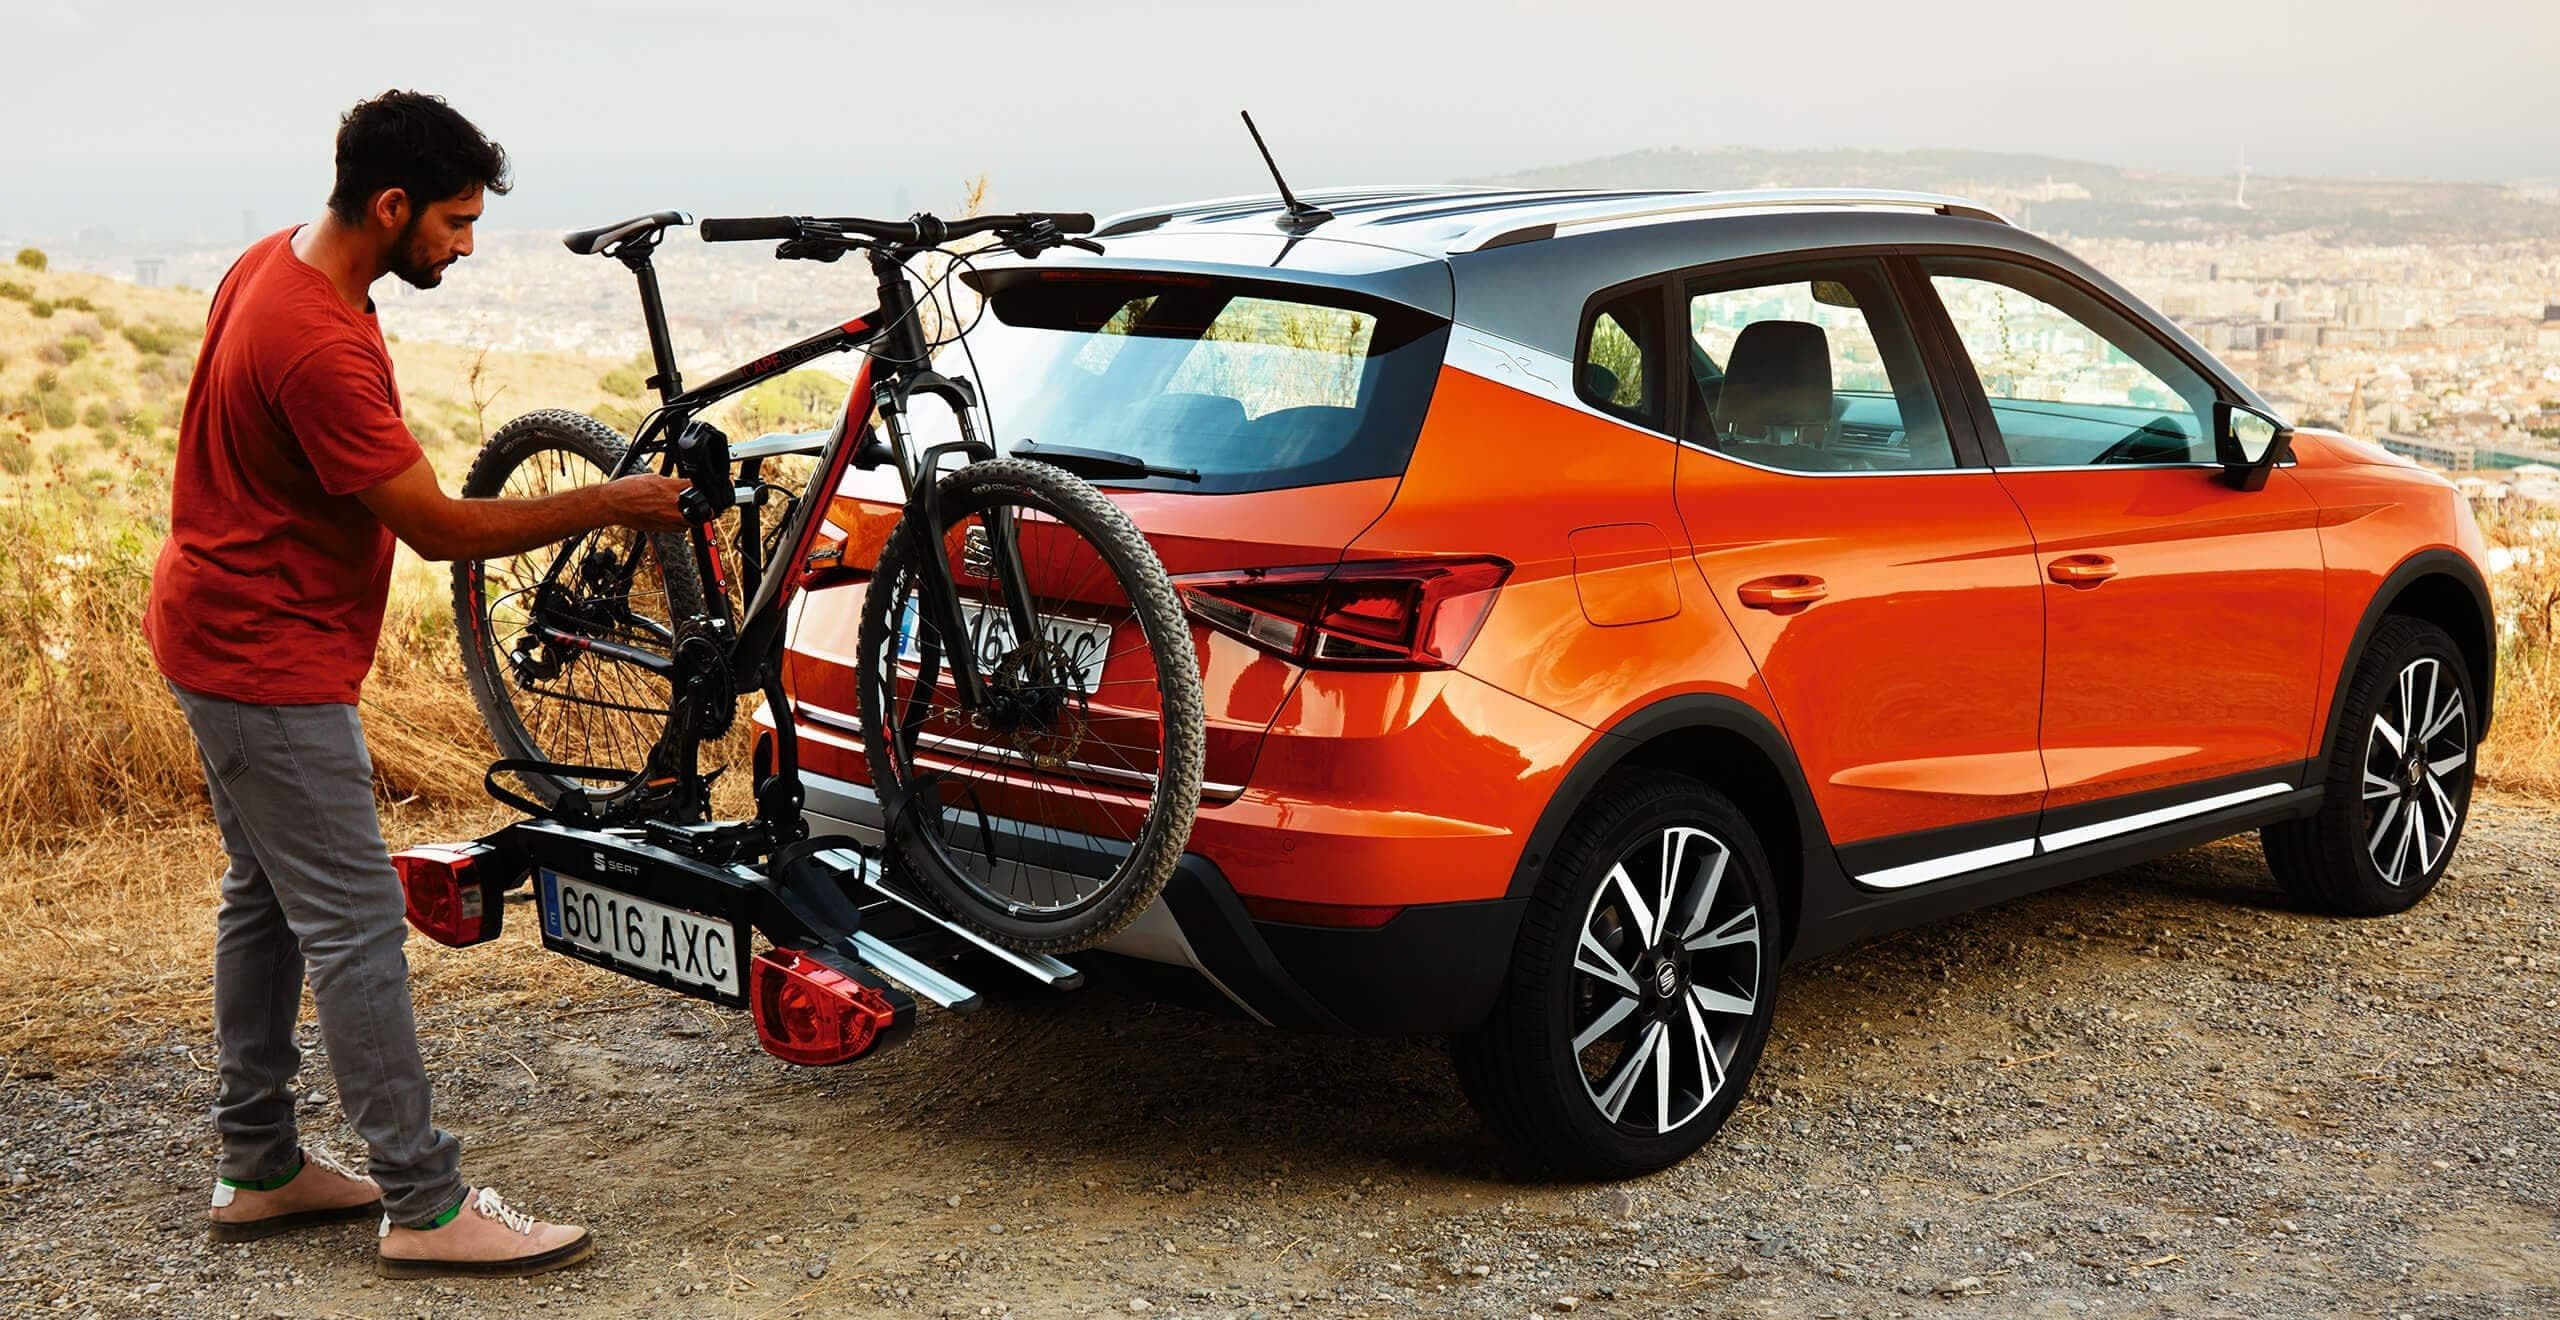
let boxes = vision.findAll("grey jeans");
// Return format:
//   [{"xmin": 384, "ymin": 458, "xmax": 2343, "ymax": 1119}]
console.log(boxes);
[{"xmin": 169, "ymin": 682, "xmax": 464, "ymax": 1226}]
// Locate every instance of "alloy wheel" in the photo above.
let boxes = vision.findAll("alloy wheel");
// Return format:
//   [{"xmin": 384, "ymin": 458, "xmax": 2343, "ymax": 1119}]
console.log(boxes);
[
  {"xmin": 1570, "ymin": 825, "xmax": 1765, "ymax": 1135},
  {"xmin": 2362, "ymin": 656, "xmax": 2469, "ymax": 886}
]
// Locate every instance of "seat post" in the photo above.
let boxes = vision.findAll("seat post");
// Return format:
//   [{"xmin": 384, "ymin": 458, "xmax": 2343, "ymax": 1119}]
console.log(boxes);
[{"xmin": 620, "ymin": 246, "xmax": 684, "ymax": 400}]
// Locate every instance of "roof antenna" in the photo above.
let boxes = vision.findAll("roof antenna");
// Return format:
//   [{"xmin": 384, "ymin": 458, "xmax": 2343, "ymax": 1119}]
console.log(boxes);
[{"xmin": 1241, "ymin": 111, "xmax": 1332, "ymax": 232}]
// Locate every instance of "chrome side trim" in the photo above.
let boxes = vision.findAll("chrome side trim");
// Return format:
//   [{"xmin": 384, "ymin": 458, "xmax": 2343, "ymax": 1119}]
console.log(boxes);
[
  {"xmin": 1854, "ymin": 839, "xmax": 2036, "ymax": 890},
  {"xmin": 1850, "ymin": 780, "xmax": 2298, "ymax": 891},
  {"xmin": 2038, "ymin": 782, "xmax": 2293, "ymax": 853},
  {"xmin": 1992, "ymin": 460, "xmax": 2301, "ymax": 473}
]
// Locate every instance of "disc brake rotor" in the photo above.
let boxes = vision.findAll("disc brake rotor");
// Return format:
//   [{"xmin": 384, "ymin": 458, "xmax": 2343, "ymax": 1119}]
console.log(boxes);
[{"xmin": 986, "ymin": 638, "xmax": 1091, "ymax": 771}]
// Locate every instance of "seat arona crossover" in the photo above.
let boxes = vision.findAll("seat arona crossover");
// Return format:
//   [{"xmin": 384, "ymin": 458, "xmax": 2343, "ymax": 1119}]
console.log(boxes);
[{"xmin": 771, "ymin": 186, "xmax": 2494, "ymax": 1176}]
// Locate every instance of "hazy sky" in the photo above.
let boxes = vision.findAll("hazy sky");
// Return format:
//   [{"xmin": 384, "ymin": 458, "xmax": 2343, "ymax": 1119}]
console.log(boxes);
[{"xmin": 5, "ymin": 0, "xmax": 2553, "ymax": 243}]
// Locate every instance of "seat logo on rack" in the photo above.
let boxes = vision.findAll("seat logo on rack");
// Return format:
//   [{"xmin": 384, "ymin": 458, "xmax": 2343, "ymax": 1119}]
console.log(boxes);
[
  {"xmin": 592, "ymin": 851, "xmax": 639, "ymax": 877},
  {"xmin": 961, "ymin": 526, "xmax": 996, "ymax": 579}
]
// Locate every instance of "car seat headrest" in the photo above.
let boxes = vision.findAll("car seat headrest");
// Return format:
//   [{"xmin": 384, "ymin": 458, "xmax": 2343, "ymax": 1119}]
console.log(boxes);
[
  {"xmin": 1717, "ymin": 320, "xmax": 1833, "ymax": 433},
  {"xmin": 1580, "ymin": 361, "xmax": 1623, "ymax": 408}
]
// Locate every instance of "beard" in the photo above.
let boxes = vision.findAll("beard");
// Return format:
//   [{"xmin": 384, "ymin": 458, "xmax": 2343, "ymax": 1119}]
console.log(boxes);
[{"xmin": 387, "ymin": 213, "xmax": 451, "ymax": 289}]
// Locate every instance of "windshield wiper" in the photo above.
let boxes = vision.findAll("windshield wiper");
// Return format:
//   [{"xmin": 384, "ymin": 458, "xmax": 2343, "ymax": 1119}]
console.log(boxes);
[{"xmin": 1010, "ymin": 440, "xmax": 1201, "ymax": 484}]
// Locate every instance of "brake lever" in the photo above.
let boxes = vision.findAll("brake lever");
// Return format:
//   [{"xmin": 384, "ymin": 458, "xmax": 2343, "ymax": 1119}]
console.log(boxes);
[
  {"xmin": 774, "ymin": 238, "xmax": 846, "ymax": 263},
  {"xmin": 995, "ymin": 222, "xmax": 1103, "ymax": 260}
]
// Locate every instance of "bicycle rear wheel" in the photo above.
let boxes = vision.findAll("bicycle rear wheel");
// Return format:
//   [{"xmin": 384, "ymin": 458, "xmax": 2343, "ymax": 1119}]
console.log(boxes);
[
  {"xmin": 852, "ymin": 459, "xmax": 1205, "ymax": 953},
  {"xmin": 452, "ymin": 409, "xmax": 706, "ymax": 805}
]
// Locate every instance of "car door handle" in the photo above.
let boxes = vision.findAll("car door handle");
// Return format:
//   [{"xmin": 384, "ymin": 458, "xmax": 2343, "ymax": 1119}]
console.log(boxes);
[
  {"xmin": 2048, "ymin": 554, "xmax": 2118, "ymax": 586},
  {"xmin": 1736, "ymin": 574, "xmax": 1828, "ymax": 610}
]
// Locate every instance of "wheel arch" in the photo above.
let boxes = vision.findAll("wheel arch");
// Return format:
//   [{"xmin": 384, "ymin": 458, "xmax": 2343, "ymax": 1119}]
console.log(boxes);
[
  {"xmin": 1506, "ymin": 694, "xmax": 1838, "ymax": 959},
  {"xmin": 2321, "ymin": 550, "xmax": 2496, "ymax": 763}
]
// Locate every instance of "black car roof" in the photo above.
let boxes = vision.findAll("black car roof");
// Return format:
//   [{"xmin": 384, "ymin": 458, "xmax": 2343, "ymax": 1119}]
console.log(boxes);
[{"xmin": 987, "ymin": 186, "xmax": 2260, "ymax": 410}]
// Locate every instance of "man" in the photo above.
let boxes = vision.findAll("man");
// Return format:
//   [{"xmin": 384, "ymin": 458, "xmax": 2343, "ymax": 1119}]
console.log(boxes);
[{"xmin": 146, "ymin": 90, "xmax": 689, "ymax": 1277}]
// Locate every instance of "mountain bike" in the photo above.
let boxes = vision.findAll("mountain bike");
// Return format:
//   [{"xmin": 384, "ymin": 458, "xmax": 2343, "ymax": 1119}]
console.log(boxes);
[{"xmin": 450, "ymin": 208, "xmax": 1206, "ymax": 952}]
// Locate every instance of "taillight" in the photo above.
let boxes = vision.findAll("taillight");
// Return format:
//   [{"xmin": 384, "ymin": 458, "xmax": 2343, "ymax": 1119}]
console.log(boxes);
[
  {"xmin": 1174, "ymin": 557, "xmax": 1510, "ymax": 670},
  {"xmin": 392, "ymin": 843, "xmax": 521, "ymax": 948},
  {"xmin": 750, "ymin": 947, "xmax": 900, "ymax": 1066}
]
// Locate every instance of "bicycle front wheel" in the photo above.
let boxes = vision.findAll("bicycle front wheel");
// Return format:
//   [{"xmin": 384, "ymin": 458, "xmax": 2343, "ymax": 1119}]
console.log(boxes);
[{"xmin": 852, "ymin": 459, "xmax": 1205, "ymax": 953}]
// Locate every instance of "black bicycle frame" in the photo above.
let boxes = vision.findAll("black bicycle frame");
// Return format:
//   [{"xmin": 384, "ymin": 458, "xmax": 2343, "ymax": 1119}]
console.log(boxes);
[{"xmin": 512, "ymin": 241, "xmax": 1048, "ymax": 831}]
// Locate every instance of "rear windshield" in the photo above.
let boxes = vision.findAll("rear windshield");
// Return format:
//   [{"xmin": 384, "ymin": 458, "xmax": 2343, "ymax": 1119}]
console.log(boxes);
[{"xmin": 954, "ymin": 274, "xmax": 1450, "ymax": 494}]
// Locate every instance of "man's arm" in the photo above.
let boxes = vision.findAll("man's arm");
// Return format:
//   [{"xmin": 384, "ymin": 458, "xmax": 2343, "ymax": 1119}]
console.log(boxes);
[{"xmin": 356, "ymin": 458, "xmax": 692, "ymax": 562}]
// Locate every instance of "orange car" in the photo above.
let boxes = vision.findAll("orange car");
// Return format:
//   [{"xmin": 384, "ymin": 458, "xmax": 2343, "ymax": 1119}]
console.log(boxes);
[{"xmin": 773, "ymin": 187, "xmax": 2494, "ymax": 1176}]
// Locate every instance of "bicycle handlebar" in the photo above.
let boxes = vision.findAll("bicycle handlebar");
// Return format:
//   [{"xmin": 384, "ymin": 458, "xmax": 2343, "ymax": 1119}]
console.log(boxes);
[{"xmin": 699, "ymin": 211, "xmax": 1095, "ymax": 246}]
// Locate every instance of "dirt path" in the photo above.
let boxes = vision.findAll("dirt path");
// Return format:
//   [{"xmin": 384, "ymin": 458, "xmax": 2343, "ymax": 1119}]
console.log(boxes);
[{"xmin": 9, "ymin": 797, "xmax": 2559, "ymax": 1318}]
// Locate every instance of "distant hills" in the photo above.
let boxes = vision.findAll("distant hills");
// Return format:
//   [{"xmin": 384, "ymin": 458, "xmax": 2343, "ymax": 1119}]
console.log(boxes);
[{"xmin": 1472, "ymin": 148, "xmax": 2559, "ymax": 245}]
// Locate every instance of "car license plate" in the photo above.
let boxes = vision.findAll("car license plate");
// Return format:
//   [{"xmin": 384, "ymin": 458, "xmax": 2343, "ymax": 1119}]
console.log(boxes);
[
  {"xmin": 896, "ymin": 598, "xmax": 1110, "ymax": 694},
  {"xmin": 537, "ymin": 870, "xmax": 743, "ymax": 1000}
]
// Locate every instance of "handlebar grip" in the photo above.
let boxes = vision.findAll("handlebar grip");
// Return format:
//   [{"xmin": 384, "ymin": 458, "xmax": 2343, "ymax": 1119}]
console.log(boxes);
[
  {"xmin": 1031, "ymin": 212, "xmax": 1095, "ymax": 234},
  {"xmin": 700, "ymin": 216, "xmax": 801, "ymax": 243}
]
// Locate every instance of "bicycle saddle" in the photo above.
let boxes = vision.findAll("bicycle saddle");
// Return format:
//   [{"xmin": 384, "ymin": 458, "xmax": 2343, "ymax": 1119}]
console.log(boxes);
[{"xmin": 562, "ymin": 210, "xmax": 694, "ymax": 256}]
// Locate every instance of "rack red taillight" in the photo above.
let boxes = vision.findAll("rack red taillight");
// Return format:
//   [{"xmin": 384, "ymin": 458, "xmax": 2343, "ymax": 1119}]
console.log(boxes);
[
  {"xmin": 392, "ymin": 843, "xmax": 521, "ymax": 948},
  {"xmin": 1174, "ymin": 557, "xmax": 1510, "ymax": 671},
  {"xmin": 750, "ymin": 947, "xmax": 900, "ymax": 1066}
]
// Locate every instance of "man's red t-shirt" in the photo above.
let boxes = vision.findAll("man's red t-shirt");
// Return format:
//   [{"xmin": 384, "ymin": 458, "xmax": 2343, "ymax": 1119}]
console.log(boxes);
[{"xmin": 146, "ymin": 228, "xmax": 425, "ymax": 705}]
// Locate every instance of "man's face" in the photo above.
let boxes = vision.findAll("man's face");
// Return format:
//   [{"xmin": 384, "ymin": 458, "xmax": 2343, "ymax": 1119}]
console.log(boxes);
[{"xmin": 383, "ymin": 184, "xmax": 483, "ymax": 290}]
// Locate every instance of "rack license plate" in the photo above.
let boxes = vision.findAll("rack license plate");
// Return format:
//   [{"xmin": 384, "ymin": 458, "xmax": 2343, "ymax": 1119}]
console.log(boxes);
[{"xmin": 537, "ymin": 870, "xmax": 743, "ymax": 1000}]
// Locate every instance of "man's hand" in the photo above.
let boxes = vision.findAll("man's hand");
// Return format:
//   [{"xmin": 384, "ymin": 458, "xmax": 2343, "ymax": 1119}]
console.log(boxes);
[
  {"xmin": 357, "ymin": 459, "xmax": 696, "ymax": 562},
  {"xmin": 601, "ymin": 474, "xmax": 692, "ymax": 533}
]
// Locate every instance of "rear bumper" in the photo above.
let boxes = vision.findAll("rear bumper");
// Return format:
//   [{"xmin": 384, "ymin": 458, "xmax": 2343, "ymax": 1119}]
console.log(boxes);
[{"xmin": 801, "ymin": 770, "xmax": 1523, "ymax": 1034}]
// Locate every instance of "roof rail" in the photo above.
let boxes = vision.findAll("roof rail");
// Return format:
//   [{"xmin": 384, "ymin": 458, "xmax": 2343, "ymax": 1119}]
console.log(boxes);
[
  {"xmin": 1092, "ymin": 185, "xmax": 1476, "ymax": 238},
  {"xmin": 1450, "ymin": 189, "xmax": 2012, "ymax": 253}
]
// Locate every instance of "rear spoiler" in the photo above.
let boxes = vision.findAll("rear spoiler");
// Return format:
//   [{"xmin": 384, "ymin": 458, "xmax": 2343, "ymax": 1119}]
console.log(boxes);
[{"xmin": 960, "ymin": 236, "xmax": 1454, "ymax": 319}]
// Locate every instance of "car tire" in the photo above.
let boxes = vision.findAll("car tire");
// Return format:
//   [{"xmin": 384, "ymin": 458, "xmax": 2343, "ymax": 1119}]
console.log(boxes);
[
  {"xmin": 2262, "ymin": 616, "xmax": 2477, "ymax": 917},
  {"xmin": 1452, "ymin": 773, "xmax": 1780, "ymax": 1178}
]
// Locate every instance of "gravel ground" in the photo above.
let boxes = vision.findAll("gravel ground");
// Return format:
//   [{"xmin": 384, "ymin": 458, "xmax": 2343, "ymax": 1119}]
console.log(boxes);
[{"xmin": 6, "ymin": 795, "xmax": 2557, "ymax": 1319}]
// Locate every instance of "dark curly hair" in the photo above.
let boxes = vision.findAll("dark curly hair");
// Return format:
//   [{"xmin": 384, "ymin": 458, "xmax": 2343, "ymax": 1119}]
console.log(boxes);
[{"xmin": 326, "ymin": 90, "xmax": 512, "ymax": 222}]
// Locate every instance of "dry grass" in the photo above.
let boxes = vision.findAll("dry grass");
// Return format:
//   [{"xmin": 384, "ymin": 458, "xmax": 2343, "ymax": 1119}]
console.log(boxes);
[
  {"xmin": 0, "ymin": 804, "xmax": 626, "ymax": 1072},
  {"xmin": 2475, "ymin": 502, "xmax": 2560, "ymax": 797}
]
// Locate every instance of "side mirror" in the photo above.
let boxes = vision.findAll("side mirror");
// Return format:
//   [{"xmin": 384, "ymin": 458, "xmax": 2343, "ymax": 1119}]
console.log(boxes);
[{"xmin": 2217, "ymin": 401, "xmax": 2291, "ymax": 491}]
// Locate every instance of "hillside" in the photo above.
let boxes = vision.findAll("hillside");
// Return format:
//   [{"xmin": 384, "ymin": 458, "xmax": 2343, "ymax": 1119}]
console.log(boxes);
[
  {"xmin": 0, "ymin": 259, "xmax": 648, "ymax": 490},
  {"xmin": 1473, "ymin": 147, "xmax": 2560, "ymax": 244}
]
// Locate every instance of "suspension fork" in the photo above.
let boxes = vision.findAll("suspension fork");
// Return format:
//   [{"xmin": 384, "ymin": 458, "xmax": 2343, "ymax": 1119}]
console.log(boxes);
[{"xmin": 881, "ymin": 375, "xmax": 1054, "ymax": 713}]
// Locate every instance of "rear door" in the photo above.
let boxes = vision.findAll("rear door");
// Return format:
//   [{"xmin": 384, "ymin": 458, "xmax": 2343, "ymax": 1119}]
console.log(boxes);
[
  {"xmin": 1911, "ymin": 253, "xmax": 2325, "ymax": 821},
  {"xmin": 1657, "ymin": 257, "xmax": 2051, "ymax": 886}
]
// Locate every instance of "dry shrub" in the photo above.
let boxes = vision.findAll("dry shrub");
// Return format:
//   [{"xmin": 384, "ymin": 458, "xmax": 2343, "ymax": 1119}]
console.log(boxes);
[
  {"xmin": 0, "ymin": 490, "xmax": 202, "ymax": 843},
  {"xmin": 2477, "ymin": 502, "xmax": 2560, "ymax": 797},
  {"xmin": 0, "ymin": 491, "xmax": 494, "ymax": 852}
]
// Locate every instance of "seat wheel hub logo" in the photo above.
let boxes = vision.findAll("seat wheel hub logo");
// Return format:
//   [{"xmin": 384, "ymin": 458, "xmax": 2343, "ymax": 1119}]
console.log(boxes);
[{"xmin": 1653, "ymin": 961, "xmax": 1680, "ymax": 998}]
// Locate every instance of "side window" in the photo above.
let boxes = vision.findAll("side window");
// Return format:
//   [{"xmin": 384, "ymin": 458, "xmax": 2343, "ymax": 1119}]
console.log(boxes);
[
  {"xmin": 1578, "ymin": 285, "xmax": 1663, "ymax": 426},
  {"xmin": 1925, "ymin": 258, "xmax": 2221, "ymax": 467},
  {"xmin": 1684, "ymin": 262, "xmax": 1954, "ymax": 472}
]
